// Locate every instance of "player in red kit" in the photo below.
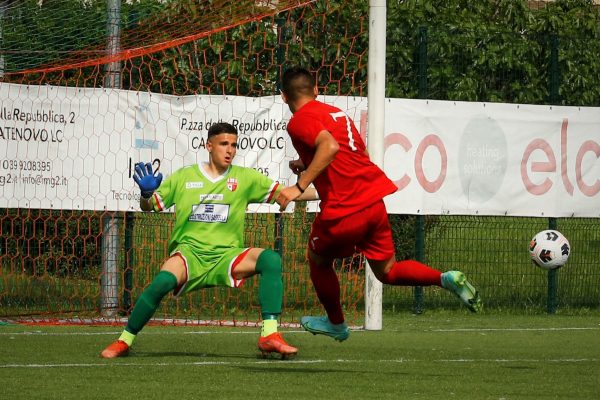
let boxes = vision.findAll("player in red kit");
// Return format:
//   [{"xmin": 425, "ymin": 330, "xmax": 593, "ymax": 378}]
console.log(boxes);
[{"xmin": 277, "ymin": 66, "xmax": 481, "ymax": 342}]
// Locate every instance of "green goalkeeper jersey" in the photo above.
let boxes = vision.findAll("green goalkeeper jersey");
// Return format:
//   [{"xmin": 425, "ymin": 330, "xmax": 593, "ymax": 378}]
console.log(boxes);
[{"xmin": 151, "ymin": 163, "xmax": 281, "ymax": 254}]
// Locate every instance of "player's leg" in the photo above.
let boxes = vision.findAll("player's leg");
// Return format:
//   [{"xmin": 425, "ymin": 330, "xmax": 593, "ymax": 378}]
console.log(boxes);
[
  {"xmin": 362, "ymin": 201, "xmax": 481, "ymax": 312},
  {"xmin": 299, "ymin": 217, "xmax": 352, "ymax": 341},
  {"xmin": 368, "ymin": 257, "xmax": 443, "ymax": 286},
  {"xmin": 299, "ymin": 248, "xmax": 351, "ymax": 341},
  {"xmin": 306, "ymin": 249, "xmax": 344, "ymax": 323},
  {"xmin": 232, "ymin": 248, "xmax": 297, "ymax": 358},
  {"xmin": 100, "ymin": 255, "xmax": 185, "ymax": 358},
  {"xmin": 369, "ymin": 257, "xmax": 481, "ymax": 312}
]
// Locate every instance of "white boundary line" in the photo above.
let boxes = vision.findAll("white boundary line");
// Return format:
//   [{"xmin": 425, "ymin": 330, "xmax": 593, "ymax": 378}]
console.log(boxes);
[
  {"xmin": 427, "ymin": 327, "xmax": 600, "ymax": 332},
  {"xmin": 0, "ymin": 317, "xmax": 306, "ymax": 328},
  {"xmin": 1, "ymin": 358, "xmax": 598, "ymax": 369},
  {"xmin": 0, "ymin": 330, "xmax": 308, "ymax": 336},
  {"xmin": 2, "ymin": 326, "xmax": 599, "ymax": 336}
]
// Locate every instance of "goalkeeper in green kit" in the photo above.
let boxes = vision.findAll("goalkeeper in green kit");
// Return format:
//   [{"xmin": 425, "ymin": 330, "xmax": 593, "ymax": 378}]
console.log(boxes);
[{"xmin": 101, "ymin": 122, "xmax": 301, "ymax": 359}]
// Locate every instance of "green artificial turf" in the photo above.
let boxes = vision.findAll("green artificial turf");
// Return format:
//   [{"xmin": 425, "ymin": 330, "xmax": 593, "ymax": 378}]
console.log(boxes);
[{"xmin": 1, "ymin": 312, "xmax": 599, "ymax": 399}]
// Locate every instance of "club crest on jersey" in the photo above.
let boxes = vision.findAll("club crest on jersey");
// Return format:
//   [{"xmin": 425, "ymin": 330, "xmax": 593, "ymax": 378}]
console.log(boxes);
[{"xmin": 227, "ymin": 178, "xmax": 238, "ymax": 192}]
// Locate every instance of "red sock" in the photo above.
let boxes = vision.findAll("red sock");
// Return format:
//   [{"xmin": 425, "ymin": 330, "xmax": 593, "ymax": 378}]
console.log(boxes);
[
  {"xmin": 308, "ymin": 258, "xmax": 345, "ymax": 324},
  {"xmin": 381, "ymin": 260, "xmax": 442, "ymax": 286}
]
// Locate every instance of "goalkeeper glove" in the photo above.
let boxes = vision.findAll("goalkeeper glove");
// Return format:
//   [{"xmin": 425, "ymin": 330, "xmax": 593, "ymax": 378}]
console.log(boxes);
[{"xmin": 133, "ymin": 162, "xmax": 163, "ymax": 199}]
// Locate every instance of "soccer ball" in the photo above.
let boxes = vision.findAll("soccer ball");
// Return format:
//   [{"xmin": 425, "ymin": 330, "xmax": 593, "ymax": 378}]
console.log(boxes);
[{"xmin": 529, "ymin": 230, "xmax": 571, "ymax": 270}]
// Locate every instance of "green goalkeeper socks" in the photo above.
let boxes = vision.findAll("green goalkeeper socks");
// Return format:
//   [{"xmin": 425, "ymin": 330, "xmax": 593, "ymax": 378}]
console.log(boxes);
[
  {"xmin": 122, "ymin": 270, "xmax": 178, "ymax": 343},
  {"xmin": 255, "ymin": 249, "xmax": 283, "ymax": 317}
]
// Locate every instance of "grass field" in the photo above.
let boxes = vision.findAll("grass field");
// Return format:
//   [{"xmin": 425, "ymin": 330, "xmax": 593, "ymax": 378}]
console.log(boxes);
[{"xmin": 2, "ymin": 311, "xmax": 599, "ymax": 400}]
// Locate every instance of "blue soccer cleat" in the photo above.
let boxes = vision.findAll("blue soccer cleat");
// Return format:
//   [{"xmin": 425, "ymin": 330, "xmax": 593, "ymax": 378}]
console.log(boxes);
[
  {"xmin": 300, "ymin": 316, "xmax": 350, "ymax": 342},
  {"xmin": 441, "ymin": 271, "xmax": 482, "ymax": 313}
]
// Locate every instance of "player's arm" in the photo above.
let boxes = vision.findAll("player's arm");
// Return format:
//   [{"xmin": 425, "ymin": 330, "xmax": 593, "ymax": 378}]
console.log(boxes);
[
  {"xmin": 132, "ymin": 162, "xmax": 163, "ymax": 212},
  {"xmin": 289, "ymin": 159, "xmax": 306, "ymax": 175},
  {"xmin": 296, "ymin": 186, "xmax": 319, "ymax": 201},
  {"xmin": 285, "ymin": 159, "xmax": 318, "ymax": 200},
  {"xmin": 276, "ymin": 184, "xmax": 319, "ymax": 210},
  {"xmin": 297, "ymin": 129, "xmax": 338, "ymax": 190},
  {"xmin": 277, "ymin": 130, "xmax": 338, "ymax": 210},
  {"xmin": 139, "ymin": 196, "xmax": 154, "ymax": 212}
]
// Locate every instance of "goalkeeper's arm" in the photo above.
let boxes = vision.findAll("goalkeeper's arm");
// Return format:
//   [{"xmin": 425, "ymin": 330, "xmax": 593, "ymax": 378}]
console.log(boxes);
[
  {"xmin": 133, "ymin": 161, "xmax": 163, "ymax": 211},
  {"xmin": 139, "ymin": 196, "xmax": 154, "ymax": 212}
]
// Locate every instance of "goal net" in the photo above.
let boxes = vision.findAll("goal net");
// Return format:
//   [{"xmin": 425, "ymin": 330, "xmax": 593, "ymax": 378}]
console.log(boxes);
[{"xmin": 0, "ymin": 0, "xmax": 370, "ymax": 327}]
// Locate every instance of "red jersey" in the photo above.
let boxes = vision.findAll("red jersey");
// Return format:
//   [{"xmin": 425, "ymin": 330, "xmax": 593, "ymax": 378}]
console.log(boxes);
[{"xmin": 287, "ymin": 100, "xmax": 397, "ymax": 220}]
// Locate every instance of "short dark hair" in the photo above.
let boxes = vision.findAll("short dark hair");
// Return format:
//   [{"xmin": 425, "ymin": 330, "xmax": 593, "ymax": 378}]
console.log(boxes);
[
  {"xmin": 207, "ymin": 122, "xmax": 238, "ymax": 138},
  {"xmin": 281, "ymin": 66, "xmax": 316, "ymax": 102}
]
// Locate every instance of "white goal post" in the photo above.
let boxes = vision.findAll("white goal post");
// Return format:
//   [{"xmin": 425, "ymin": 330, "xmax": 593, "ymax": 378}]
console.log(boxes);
[{"xmin": 364, "ymin": 0, "xmax": 386, "ymax": 330}]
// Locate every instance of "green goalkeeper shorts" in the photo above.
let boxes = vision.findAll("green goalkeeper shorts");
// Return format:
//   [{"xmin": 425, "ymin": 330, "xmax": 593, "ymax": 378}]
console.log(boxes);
[{"xmin": 170, "ymin": 244, "xmax": 251, "ymax": 296}]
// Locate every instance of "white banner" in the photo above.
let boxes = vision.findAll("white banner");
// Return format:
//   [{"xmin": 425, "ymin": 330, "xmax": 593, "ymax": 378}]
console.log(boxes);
[
  {"xmin": 0, "ymin": 83, "xmax": 304, "ymax": 212},
  {"xmin": 1, "ymin": 82, "xmax": 598, "ymax": 217},
  {"xmin": 383, "ymin": 99, "xmax": 600, "ymax": 217}
]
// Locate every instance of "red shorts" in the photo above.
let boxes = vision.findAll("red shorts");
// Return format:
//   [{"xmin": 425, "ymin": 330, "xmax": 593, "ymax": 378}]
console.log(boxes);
[{"xmin": 309, "ymin": 200, "xmax": 395, "ymax": 261}]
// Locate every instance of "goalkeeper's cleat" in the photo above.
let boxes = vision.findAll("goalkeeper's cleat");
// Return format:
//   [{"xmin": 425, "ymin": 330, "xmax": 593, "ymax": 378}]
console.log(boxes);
[
  {"xmin": 100, "ymin": 340, "xmax": 130, "ymax": 359},
  {"xmin": 441, "ymin": 270, "xmax": 482, "ymax": 313},
  {"xmin": 300, "ymin": 316, "xmax": 350, "ymax": 342},
  {"xmin": 257, "ymin": 332, "xmax": 298, "ymax": 360}
]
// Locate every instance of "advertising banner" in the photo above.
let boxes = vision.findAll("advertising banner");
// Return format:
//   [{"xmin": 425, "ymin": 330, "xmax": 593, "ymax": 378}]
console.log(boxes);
[{"xmin": 1, "ymin": 83, "xmax": 598, "ymax": 217}]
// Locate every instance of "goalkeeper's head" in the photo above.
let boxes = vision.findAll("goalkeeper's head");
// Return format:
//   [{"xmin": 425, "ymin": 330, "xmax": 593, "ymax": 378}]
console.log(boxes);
[
  {"xmin": 208, "ymin": 122, "xmax": 238, "ymax": 138},
  {"xmin": 206, "ymin": 122, "xmax": 239, "ymax": 171}
]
